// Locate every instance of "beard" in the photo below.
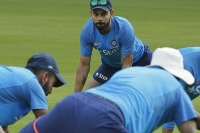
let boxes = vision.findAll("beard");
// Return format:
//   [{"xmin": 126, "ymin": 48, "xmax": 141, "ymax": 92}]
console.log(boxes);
[
  {"xmin": 41, "ymin": 80, "xmax": 50, "ymax": 96},
  {"xmin": 95, "ymin": 19, "xmax": 110, "ymax": 32}
]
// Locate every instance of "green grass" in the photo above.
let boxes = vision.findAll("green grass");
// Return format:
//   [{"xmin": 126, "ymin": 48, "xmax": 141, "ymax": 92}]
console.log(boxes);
[{"xmin": 0, "ymin": 0, "xmax": 200, "ymax": 132}]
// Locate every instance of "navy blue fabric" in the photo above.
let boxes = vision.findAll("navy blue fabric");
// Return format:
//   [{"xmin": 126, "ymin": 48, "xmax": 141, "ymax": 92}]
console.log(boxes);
[
  {"xmin": 133, "ymin": 44, "xmax": 152, "ymax": 66},
  {"xmin": 19, "ymin": 93, "xmax": 127, "ymax": 133},
  {"xmin": 26, "ymin": 52, "xmax": 66, "ymax": 87}
]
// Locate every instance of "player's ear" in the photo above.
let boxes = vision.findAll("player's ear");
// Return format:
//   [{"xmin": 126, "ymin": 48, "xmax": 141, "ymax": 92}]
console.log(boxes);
[
  {"xmin": 41, "ymin": 71, "xmax": 49, "ymax": 84},
  {"xmin": 90, "ymin": 11, "xmax": 93, "ymax": 16},
  {"xmin": 110, "ymin": 9, "xmax": 114, "ymax": 16}
]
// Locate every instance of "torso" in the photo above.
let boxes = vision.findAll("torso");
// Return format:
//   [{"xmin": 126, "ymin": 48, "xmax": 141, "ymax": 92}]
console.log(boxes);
[{"xmin": 80, "ymin": 16, "xmax": 145, "ymax": 68}]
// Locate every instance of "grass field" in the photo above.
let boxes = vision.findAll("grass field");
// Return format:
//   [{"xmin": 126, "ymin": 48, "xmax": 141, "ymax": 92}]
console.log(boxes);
[{"xmin": 0, "ymin": 0, "xmax": 200, "ymax": 132}]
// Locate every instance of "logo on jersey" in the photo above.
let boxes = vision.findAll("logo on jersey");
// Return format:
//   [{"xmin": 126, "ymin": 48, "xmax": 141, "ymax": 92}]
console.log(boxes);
[
  {"xmin": 95, "ymin": 72, "xmax": 108, "ymax": 81},
  {"xmin": 186, "ymin": 85, "xmax": 200, "ymax": 95},
  {"xmin": 94, "ymin": 42, "xmax": 101, "ymax": 46},
  {"xmin": 196, "ymin": 81, "xmax": 200, "ymax": 85},
  {"xmin": 100, "ymin": 48, "xmax": 119, "ymax": 56},
  {"xmin": 111, "ymin": 39, "xmax": 117, "ymax": 46},
  {"xmin": 14, "ymin": 115, "xmax": 23, "ymax": 123}
]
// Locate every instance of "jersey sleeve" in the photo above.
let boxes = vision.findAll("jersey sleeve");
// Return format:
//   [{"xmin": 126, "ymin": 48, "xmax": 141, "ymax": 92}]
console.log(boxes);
[
  {"xmin": 174, "ymin": 87, "xmax": 197, "ymax": 127},
  {"xmin": 80, "ymin": 19, "xmax": 93, "ymax": 57},
  {"xmin": 162, "ymin": 121, "xmax": 176, "ymax": 130},
  {"xmin": 119, "ymin": 19, "xmax": 135, "ymax": 55},
  {"xmin": 24, "ymin": 77, "xmax": 48, "ymax": 110}
]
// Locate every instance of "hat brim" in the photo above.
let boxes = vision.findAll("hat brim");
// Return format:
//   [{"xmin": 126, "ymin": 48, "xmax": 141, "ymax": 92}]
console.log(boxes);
[
  {"xmin": 54, "ymin": 73, "xmax": 67, "ymax": 87},
  {"xmin": 151, "ymin": 65, "xmax": 194, "ymax": 85},
  {"xmin": 91, "ymin": 6, "xmax": 110, "ymax": 12}
]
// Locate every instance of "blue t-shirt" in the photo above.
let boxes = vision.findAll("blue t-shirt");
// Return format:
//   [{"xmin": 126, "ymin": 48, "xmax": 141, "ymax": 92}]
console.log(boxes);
[
  {"xmin": 86, "ymin": 67, "xmax": 197, "ymax": 133},
  {"xmin": 80, "ymin": 16, "xmax": 144, "ymax": 68},
  {"xmin": 163, "ymin": 47, "xmax": 200, "ymax": 130},
  {"xmin": 0, "ymin": 66, "xmax": 47, "ymax": 126},
  {"xmin": 179, "ymin": 47, "xmax": 200, "ymax": 100}
]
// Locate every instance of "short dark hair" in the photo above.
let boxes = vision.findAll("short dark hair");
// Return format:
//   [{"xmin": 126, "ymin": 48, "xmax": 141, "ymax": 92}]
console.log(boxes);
[{"xmin": 27, "ymin": 67, "xmax": 54, "ymax": 78}]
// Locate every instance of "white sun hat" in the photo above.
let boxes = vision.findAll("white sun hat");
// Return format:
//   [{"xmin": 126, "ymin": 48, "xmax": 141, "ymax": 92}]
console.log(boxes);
[{"xmin": 150, "ymin": 47, "xmax": 194, "ymax": 85}]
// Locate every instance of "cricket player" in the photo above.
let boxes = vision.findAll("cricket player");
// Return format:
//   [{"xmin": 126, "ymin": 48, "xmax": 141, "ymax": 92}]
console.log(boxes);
[
  {"xmin": 74, "ymin": 0, "xmax": 152, "ymax": 92},
  {"xmin": 0, "ymin": 52, "xmax": 66, "ymax": 133},
  {"xmin": 163, "ymin": 47, "xmax": 200, "ymax": 133}
]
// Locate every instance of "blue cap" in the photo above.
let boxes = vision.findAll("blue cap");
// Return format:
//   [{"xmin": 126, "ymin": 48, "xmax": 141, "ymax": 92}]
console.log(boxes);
[
  {"xmin": 26, "ymin": 52, "xmax": 67, "ymax": 87},
  {"xmin": 90, "ymin": 0, "xmax": 112, "ymax": 12}
]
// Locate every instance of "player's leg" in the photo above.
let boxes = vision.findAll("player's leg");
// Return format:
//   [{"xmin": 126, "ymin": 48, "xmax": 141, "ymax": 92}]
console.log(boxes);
[
  {"xmin": 86, "ymin": 60, "xmax": 120, "ymax": 90},
  {"xmin": 132, "ymin": 44, "xmax": 152, "ymax": 66},
  {"xmin": 86, "ymin": 77, "xmax": 102, "ymax": 89}
]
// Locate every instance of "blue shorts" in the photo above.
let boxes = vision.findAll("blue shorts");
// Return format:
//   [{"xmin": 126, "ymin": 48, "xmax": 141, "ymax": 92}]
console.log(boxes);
[
  {"xmin": 19, "ymin": 93, "xmax": 127, "ymax": 133},
  {"xmin": 93, "ymin": 44, "xmax": 152, "ymax": 83}
]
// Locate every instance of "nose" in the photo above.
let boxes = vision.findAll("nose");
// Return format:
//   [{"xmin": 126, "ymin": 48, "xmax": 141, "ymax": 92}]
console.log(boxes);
[{"xmin": 97, "ymin": 16, "xmax": 103, "ymax": 21}]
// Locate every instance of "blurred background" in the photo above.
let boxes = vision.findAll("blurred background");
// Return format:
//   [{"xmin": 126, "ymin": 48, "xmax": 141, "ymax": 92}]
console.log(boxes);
[{"xmin": 0, "ymin": 0, "xmax": 200, "ymax": 132}]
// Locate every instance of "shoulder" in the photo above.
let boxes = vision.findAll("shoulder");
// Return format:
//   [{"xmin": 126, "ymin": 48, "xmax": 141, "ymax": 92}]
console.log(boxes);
[
  {"xmin": 112, "ymin": 16, "xmax": 134, "ymax": 34},
  {"xmin": 1, "ymin": 66, "xmax": 35, "ymax": 81},
  {"xmin": 112, "ymin": 16, "xmax": 131, "ymax": 23},
  {"xmin": 80, "ymin": 18, "xmax": 95, "ymax": 39},
  {"xmin": 112, "ymin": 16, "xmax": 133, "ymax": 27},
  {"xmin": 81, "ymin": 18, "xmax": 95, "ymax": 33},
  {"xmin": 179, "ymin": 47, "xmax": 200, "ymax": 55}
]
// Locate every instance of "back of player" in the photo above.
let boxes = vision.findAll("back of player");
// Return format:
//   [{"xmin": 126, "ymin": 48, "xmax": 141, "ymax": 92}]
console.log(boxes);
[{"xmin": 86, "ymin": 66, "xmax": 197, "ymax": 132}]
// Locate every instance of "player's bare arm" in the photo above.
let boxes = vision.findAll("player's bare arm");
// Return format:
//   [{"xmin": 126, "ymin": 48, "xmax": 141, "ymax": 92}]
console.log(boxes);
[
  {"xmin": 195, "ymin": 110, "xmax": 200, "ymax": 130},
  {"xmin": 33, "ymin": 109, "xmax": 48, "ymax": 118},
  {"xmin": 179, "ymin": 120, "xmax": 197, "ymax": 133},
  {"xmin": 82, "ymin": 75, "xmax": 87, "ymax": 87},
  {"xmin": 74, "ymin": 56, "xmax": 91, "ymax": 92},
  {"xmin": 121, "ymin": 53, "xmax": 133, "ymax": 69}
]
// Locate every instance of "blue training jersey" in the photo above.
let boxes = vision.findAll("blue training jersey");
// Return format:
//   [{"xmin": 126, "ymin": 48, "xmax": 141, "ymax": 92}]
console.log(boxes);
[
  {"xmin": 179, "ymin": 47, "xmax": 200, "ymax": 100},
  {"xmin": 86, "ymin": 67, "xmax": 196, "ymax": 133},
  {"xmin": 0, "ymin": 66, "xmax": 47, "ymax": 126},
  {"xmin": 163, "ymin": 47, "xmax": 200, "ymax": 130},
  {"xmin": 80, "ymin": 16, "xmax": 144, "ymax": 68}
]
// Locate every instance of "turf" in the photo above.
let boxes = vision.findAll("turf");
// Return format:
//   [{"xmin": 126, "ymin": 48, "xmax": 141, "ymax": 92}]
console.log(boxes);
[{"xmin": 0, "ymin": 0, "xmax": 200, "ymax": 132}]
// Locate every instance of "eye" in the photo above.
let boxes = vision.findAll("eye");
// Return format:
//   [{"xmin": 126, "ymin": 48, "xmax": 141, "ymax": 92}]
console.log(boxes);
[
  {"xmin": 101, "ymin": 12, "xmax": 107, "ymax": 17},
  {"xmin": 93, "ymin": 12, "xmax": 98, "ymax": 17},
  {"xmin": 102, "ymin": 13, "xmax": 106, "ymax": 16}
]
